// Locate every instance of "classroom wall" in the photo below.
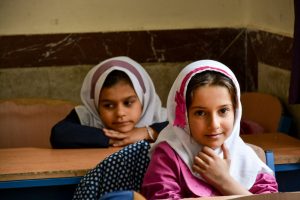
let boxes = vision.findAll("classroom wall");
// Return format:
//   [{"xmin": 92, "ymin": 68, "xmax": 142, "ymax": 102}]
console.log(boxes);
[
  {"xmin": 0, "ymin": 0, "xmax": 294, "ymax": 36},
  {"xmin": 0, "ymin": 0, "xmax": 247, "ymax": 35},
  {"xmin": 0, "ymin": 0, "xmax": 298, "ymax": 137},
  {"xmin": 245, "ymin": 0, "xmax": 294, "ymax": 36}
]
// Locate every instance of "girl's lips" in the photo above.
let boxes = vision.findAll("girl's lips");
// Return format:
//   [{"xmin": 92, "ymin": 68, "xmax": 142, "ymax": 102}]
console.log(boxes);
[
  {"xmin": 113, "ymin": 121, "xmax": 131, "ymax": 126},
  {"xmin": 205, "ymin": 133, "xmax": 222, "ymax": 138}
]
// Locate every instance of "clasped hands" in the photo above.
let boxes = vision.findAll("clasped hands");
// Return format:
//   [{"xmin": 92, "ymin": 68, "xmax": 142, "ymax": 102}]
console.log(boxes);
[{"xmin": 103, "ymin": 127, "xmax": 150, "ymax": 147}]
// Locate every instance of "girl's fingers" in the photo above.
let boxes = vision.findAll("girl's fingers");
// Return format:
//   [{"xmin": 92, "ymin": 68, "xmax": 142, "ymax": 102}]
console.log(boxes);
[
  {"xmin": 103, "ymin": 129, "xmax": 127, "ymax": 139},
  {"xmin": 222, "ymin": 143, "xmax": 230, "ymax": 160},
  {"xmin": 194, "ymin": 156, "xmax": 207, "ymax": 169},
  {"xmin": 109, "ymin": 138, "xmax": 126, "ymax": 147},
  {"xmin": 192, "ymin": 164, "xmax": 203, "ymax": 174},
  {"xmin": 197, "ymin": 151, "xmax": 211, "ymax": 163},
  {"xmin": 112, "ymin": 141, "xmax": 124, "ymax": 147},
  {"xmin": 103, "ymin": 128, "xmax": 118, "ymax": 135},
  {"xmin": 201, "ymin": 146, "xmax": 217, "ymax": 157}
]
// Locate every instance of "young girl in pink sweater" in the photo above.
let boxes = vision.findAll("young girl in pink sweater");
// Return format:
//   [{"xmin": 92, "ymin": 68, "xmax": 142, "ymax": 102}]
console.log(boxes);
[{"xmin": 141, "ymin": 60, "xmax": 278, "ymax": 199}]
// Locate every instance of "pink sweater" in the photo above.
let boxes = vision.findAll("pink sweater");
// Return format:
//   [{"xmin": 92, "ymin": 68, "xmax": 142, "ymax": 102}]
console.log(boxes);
[{"xmin": 141, "ymin": 142, "xmax": 278, "ymax": 200}]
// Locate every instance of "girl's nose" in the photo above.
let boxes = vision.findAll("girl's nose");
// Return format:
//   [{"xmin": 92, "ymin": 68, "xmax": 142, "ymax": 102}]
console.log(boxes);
[
  {"xmin": 208, "ymin": 114, "xmax": 221, "ymax": 130},
  {"xmin": 116, "ymin": 105, "xmax": 126, "ymax": 117}
]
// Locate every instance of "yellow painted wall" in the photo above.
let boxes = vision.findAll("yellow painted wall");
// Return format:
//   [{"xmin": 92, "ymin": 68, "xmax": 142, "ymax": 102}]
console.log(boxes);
[
  {"xmin": 245, "ymin": 0, "xmax": 294, "ymax": 36},
  {"xmin": 0, "ymin": 0, "xmax": 294, "ymax": 36}
]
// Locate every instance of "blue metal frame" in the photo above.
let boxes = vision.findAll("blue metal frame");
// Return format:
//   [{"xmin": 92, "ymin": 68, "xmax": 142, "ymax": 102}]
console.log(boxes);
[
  {"xmin": 264, "ymin": 150, "xmax": 300, "ymax": 172},
  {"xmin": 265, "ymin": 150, "xmax": 275, "ymax": 172},
  {"xmin": 275, "ymin": 163, "xmax": 300, "ymax": 172},
  {"xmin": 0, "ymin": 176, "xmax": 82, "ymax": 189}
]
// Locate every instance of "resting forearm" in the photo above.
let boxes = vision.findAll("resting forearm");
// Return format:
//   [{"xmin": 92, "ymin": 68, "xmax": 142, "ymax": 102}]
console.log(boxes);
[{"xmin": 216, "ymin": 177, "xmax": 252, "ymax": 196}]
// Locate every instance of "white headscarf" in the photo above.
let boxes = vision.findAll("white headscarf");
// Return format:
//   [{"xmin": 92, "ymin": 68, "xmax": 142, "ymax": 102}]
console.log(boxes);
[
  {"xmin": 152, "ymin": 60, "xmax": 273, "ymax": 189},
  {"xmin": 75, "ymin": 56, "xmax": 167, "ymax": 129}
]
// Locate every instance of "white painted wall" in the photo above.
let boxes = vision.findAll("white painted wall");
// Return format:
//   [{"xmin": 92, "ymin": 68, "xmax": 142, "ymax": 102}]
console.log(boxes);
[{"xmin": 0, "ymin": 0, "xmax": 294, "ymax": 36}]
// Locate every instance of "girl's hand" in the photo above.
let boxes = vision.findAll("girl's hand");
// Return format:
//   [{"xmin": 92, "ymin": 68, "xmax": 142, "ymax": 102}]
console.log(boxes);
[
  {"xmin": 192, "ymin": 144, "xmax": 231, "ymax": 188},
  {"xmin": 192, "ymin": 144, "xmax": 252, "ymax": 195},
  {"xmin": 103, "ymin": 127, "xmax": 149, "ymax": 147}
]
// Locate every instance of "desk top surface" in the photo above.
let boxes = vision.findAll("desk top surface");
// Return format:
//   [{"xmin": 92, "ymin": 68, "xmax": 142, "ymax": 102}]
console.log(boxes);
[
  {"xmin": 0, "ymin": 147, "xmax": 121, "ymax": 181},
  {"xmin": 241, "ymin": 132, "xmax": 300, "ymax": 164},
  {"xmin": 183, "ymin": 192, "xmax": 300, "ymax": 200},
  {"xmin": 0, "ymin": 133, "xmax": 299, "ymax": 182}
]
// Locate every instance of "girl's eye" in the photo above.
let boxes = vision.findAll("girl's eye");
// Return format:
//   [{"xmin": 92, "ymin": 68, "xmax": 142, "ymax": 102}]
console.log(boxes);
[
  {"xmin": 195, "ymin": 110, "xmax": 205, "ymax": 116},
  {"xmin": 103, "ymin": 103, "xmax": 114, "ymax": 109},
  {"xmin": 124, "ymin": 99, "xmax": 135, "ymax": 107},
  {"xmin": 124, "ymin": 97, "xmax": 139, "ymax": 107},
  {"xmin": 220, "ymin": 107, "xmax": 230, "ymax": 115}
]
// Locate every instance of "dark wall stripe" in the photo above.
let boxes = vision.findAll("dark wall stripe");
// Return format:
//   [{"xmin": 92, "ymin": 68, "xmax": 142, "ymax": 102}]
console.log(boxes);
[
  {"xmin": 248, "ymin": 30, "xmax": 293, "ymax": 70},
  {"xmin": 0, "ymin": 28, "xmax": 246, "ymax": 68},
  {"xmin": 0, "ymin": 28, "xmax": 293, "ymax": 92}
]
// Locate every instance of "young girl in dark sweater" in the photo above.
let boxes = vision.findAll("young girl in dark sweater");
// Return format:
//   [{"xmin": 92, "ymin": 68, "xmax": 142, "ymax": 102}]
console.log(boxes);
[{"xmin": 50, "ymin": 56, "xmax": 168, "ymax": 148}]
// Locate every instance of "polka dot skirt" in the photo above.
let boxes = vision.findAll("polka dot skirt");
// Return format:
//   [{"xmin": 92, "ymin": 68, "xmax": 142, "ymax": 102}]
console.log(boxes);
[{"xmin": 73, "ymin": 140, "xmax": 151, "ymax": 200}]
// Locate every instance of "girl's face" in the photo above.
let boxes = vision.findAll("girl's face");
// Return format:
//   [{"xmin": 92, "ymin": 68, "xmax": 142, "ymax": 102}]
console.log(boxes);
[
  {"xmin": 98, "ymin": 80, "xmax": 143, "ymax": 133},
  {"xmin": 187, "ymin": 85, "xmax": 235, "ymax": 149}
]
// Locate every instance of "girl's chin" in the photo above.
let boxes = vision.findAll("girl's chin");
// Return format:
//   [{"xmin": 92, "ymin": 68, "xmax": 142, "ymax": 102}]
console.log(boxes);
[
  {"xmin": 200, "ymin": 143, "xmax": 222, "ymax": 150},
  {"xmin": 114, "ymin": 127, "xmax": 134, "ymax": 133},
  {"xmin": 210, "ymin": 146, "xmax": 220, "ymax": 150}
]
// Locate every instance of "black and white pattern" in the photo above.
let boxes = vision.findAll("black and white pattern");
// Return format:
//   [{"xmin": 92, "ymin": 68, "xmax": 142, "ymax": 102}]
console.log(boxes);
[{"xmin": 73, "ymin": 140, "xmax": 151, "ymax": 200}]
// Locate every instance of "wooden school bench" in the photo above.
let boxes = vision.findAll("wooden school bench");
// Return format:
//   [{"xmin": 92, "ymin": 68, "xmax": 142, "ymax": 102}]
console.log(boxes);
[
  {"xmin": 0, "ymin": 98, "xmax": 77, "ymax": 148},
  {"xmin": 0, "ymin": 98, "xmax": 122, "ymax": 199}
]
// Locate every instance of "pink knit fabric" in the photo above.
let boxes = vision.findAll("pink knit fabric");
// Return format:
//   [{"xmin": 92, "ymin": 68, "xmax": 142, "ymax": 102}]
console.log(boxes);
[{"xmin": 141, "ymin": 142, "xmax": 278, "ymax": 200}]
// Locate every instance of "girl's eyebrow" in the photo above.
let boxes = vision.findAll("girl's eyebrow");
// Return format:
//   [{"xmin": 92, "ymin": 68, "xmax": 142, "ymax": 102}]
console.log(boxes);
[
  {"xmin": 190, "ymin": 104, "xmax": 232, "ymax": 109},
  {"xmin": 220, "ymin": 104, "xmax": 233, "ymax": 107},
  {"xmin": 99, "ymin": 99, "xmax": 113, "ymax": 103},
  {"xmin": 99, "ymin": 95, "xmax": 138, "ymax": 103},
  {"xmin": 124, "ymin": 95, "xmax": 139, "ymax": 100},
  {"xmin": 189, "ymin": 105, "xmax": 206, "ymax": 109}
]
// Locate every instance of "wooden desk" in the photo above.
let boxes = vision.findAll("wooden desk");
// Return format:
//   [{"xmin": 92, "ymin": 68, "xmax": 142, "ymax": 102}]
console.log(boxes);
[
  {"xmin": 241, "ymin": 132, "xmax": 300, "ymax": 166},
  {"xmin": 184, "ymin": 195, "xmax": 242, "ymax": 200},
  {"xmin": 241, "ymin": 132, "xmax": 300, "ymax": 192},
  {"xmin": 0, "ymin": 147, "xmax": 121, "ymax": 188},
  {"xmin": 184, "ymin": 192, "xmax": 300, "ymax": 200}
]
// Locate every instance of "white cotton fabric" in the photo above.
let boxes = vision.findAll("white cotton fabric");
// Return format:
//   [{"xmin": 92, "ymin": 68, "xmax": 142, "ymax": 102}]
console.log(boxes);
[
  {"xmin": 75, "ymin": 56, "xmax": 167, "ymax": 129},
  {"xmin": 151, "ymin": 60, "xmax": 273, "ymax": 189}
]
